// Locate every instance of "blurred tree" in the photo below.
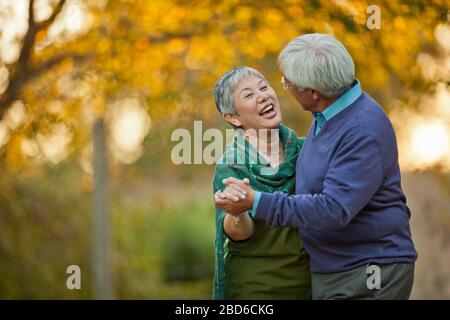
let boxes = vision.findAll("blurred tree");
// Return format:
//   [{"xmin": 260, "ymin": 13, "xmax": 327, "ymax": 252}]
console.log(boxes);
[
  {"xmin": 0, "ymin": 0, "xmax": 87, "ymax": 114},
  {"xmin": 0, "ymin": 0, "xmax": 448, "ymax": 168}
]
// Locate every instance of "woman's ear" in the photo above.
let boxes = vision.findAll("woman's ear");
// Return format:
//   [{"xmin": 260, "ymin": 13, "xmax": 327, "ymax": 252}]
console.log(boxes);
[{"xmin": 223, "ymin": 114, "xmax": 242, "ymax": 128}]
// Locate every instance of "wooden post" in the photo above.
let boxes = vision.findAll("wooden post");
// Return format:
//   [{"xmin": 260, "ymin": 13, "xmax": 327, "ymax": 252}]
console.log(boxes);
[{"xmin": 92, "ymin": 118, "xmax": 114, "ymax": 299}]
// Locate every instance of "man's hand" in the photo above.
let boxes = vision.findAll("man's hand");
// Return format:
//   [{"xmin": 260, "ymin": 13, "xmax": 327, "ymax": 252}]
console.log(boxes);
[{"xmin": 214, "ymin": 177, "xmax": 255, "ymax": 216}]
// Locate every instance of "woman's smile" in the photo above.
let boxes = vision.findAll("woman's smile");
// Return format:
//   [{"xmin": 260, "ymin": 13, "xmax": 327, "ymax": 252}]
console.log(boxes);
[{"xmin": 259, "ymin": 103, "xmax": 277, "ymax": 119}]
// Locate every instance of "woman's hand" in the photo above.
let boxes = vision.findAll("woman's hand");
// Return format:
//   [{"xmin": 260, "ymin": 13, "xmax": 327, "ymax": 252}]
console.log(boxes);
[
  {"xmin": 214, "ymin": 178, "xmax": 255, "ymax": 216},
  {"xmin": 221, "ymin": 179, "xmax": 249, "ymax": 202}
]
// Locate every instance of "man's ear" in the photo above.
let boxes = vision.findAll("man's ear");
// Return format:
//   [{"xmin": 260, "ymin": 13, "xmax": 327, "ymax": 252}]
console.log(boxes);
[
  {"xmin": 310, "ymin": 89, "xmax": 321, "ymax": 101},
  {"xmin": 223, "ymin": 114, "xmax": 242, "ymax": 128}
]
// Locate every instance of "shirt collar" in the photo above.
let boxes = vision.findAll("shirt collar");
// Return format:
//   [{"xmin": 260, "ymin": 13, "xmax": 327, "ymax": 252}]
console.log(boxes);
[{"xmin": 313, "ymin": 79, "xmax": 361, "ymax": 121}]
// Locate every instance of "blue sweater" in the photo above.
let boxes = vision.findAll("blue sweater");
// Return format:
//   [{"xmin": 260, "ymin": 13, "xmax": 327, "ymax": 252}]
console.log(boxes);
[{"xmin": 253, "ymin": 92, "xmax": 418, "ymax": 273}]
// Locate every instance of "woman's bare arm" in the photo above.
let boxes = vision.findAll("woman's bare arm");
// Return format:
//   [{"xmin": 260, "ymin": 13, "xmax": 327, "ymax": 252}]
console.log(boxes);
[
  {"xmin": 223, "ymin": 212, "xmax": 254, "ymax": 241},
  {"xmin": 214, "ymin": 189, "xmax": 254, "ymax": 241}
]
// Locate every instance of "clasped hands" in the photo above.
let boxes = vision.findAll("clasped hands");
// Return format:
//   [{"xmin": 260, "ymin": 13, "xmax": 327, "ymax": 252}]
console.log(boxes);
[{"xmin": 214, "ymin": 177, "xmax": 255, "ymax": 216}]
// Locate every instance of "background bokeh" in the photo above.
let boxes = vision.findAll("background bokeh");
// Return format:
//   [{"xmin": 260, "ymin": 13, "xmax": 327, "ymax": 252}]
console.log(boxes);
[{"xmin": 0, "ymin": 0, "xmax": 449, "ymax": 299}]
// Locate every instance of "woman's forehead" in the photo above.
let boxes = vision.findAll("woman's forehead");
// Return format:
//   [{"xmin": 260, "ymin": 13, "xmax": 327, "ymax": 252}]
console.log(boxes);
[{"xmin": 235, "ymin": 76, "xmax": 266, "ymax": 91}]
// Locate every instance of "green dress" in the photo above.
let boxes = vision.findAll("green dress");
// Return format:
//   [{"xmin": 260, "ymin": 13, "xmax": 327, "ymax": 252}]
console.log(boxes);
[{"xmin": 212, "ymin": 124, "xmax": 311, "ymax": 300}]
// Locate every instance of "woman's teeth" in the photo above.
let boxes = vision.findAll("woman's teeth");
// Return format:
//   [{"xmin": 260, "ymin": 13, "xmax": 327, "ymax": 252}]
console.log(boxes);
[{"xmin": 260, "ymin": 104, "xmax": 274, "ymax": 115}]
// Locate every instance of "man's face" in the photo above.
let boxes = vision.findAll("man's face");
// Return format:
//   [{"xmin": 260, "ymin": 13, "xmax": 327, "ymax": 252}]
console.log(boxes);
[
  {"xmin": 290, "ymin": 87, "xmax": 318, "ymax": 112},
  {"xmin": 282, "ymin": 75, "xmax": 320, "ymax": 112}
]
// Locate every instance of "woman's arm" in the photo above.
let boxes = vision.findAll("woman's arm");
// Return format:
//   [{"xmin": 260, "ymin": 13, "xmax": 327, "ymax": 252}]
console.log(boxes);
[
  {"xmin": 217, "ymin": 180, "xmax": 254, "ymax": 241},
  {"xmin": 213, "ymin": 164, "xmax": 255, "ymax": 241},
  {"xmin": 214, "ymin": 189, "xmax": 254, "ymax": 241},
  {"xmin": 223, "ymin": 212, "xmax": 254, "ymax": 241}
]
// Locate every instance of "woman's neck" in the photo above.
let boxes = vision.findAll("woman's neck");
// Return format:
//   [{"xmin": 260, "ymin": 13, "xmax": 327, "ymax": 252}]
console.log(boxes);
[{"xmin": 244, "ymin": 128, "xmax": 283, "ymax": 166}]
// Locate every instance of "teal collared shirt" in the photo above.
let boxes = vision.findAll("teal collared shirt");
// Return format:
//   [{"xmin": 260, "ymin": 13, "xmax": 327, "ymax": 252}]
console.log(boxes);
[
  {"xmin": 312, "ymin": 79, "xmax": 361, "ymax": 135},
  {"xmin": 252, "ymin": 79, "xmax": 362, "ymax": 215}
]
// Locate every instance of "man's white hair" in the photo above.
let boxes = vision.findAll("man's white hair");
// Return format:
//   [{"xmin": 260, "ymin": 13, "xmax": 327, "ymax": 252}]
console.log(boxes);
[{"xmin": 278, "ymin": 33, "xmax": 355, "ymax": 98}]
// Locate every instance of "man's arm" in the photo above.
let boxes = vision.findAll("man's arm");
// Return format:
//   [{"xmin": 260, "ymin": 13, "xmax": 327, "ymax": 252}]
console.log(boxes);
[
  {"xmin": 254, "ymin": 134, "xmax": 384, "ymax": 230},
  {"xmin": 218, "ymin": 134, "xmax": 384, "ymax": 231}
]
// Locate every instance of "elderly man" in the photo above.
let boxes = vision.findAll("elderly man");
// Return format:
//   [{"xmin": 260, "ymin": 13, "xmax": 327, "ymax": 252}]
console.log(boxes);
[{"xmin": 215, "ymin": 34, "xmax": 417, "ymax": 300}]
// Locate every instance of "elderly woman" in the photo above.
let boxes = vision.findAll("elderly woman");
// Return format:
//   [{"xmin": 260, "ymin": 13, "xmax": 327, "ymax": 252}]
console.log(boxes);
[{"xmin": 212, "ymin": 66, "xmax": 311, "ymax": 300}]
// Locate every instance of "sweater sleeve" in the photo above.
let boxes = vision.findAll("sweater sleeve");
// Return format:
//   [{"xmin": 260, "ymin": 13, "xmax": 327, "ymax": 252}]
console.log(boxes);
[{"xmin": 253, "ymin": 134, "xmax": 384, "ymax": 230}]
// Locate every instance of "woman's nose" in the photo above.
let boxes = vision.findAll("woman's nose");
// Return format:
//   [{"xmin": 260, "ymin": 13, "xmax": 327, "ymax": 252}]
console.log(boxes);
[{"xmin": 257, "ymin": 92, "xmax": 269, "ymax": 103}]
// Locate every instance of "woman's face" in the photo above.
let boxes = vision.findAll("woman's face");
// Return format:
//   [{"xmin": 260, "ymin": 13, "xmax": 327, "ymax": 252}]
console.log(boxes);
[{"xmin": 225, "ymin": 75, "xmax": 282, "ymax": 131}]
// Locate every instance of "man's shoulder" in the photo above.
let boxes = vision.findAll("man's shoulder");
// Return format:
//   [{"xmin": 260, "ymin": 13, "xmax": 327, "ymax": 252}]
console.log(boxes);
[{"xmin": 353, "ymin": 92, "xmax": 395, "ymax": 138}]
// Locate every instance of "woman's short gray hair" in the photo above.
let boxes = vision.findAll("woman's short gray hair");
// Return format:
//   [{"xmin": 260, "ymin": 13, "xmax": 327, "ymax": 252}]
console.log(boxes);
[
  {"xmin": 278, "ymin": 33, "xmax": 355, "ymax": 98},
  {"xmin": 214, "ymin": 66, "xmax": 266, "ymax": 115}
]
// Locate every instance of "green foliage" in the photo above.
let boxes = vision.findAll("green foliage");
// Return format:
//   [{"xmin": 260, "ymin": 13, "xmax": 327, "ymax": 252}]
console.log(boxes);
[
  {"xmin": 0, "ymin": 163, "xmax": 91, "ymax": 299},
  {"xmin": 161, "ymin": 202, "xmax": 214, "ymax": 282},
  {"xmin": 0, "ymin": 160, "xmax": 215, "ymax": 299}
]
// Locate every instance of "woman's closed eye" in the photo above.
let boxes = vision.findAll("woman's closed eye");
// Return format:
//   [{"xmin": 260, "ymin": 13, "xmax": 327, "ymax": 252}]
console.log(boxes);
[
  {"xmin": 260, "ymin": 86, "xmax": 268, "ymax": 91},
  {"xmin": 245, "ymin": 93, "xmax": 253, "ymax": 98}
]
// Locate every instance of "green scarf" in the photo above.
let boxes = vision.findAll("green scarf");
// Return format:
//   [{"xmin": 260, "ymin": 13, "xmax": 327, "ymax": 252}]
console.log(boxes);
[{"xmin": 212, "ymin": 124, "xmax": 304, "ymax": 299}]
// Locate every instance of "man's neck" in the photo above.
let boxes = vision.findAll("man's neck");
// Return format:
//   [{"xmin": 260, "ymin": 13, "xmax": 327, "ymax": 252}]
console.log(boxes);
[{"xmin": 312, "ymin": 96, "xmax": 338, "ymax": 113}]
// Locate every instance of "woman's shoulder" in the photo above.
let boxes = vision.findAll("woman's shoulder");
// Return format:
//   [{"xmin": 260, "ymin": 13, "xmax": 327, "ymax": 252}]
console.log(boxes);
[{"xmin": 279, "ymin": 124, "xmax": 305, "ymax": 151}]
